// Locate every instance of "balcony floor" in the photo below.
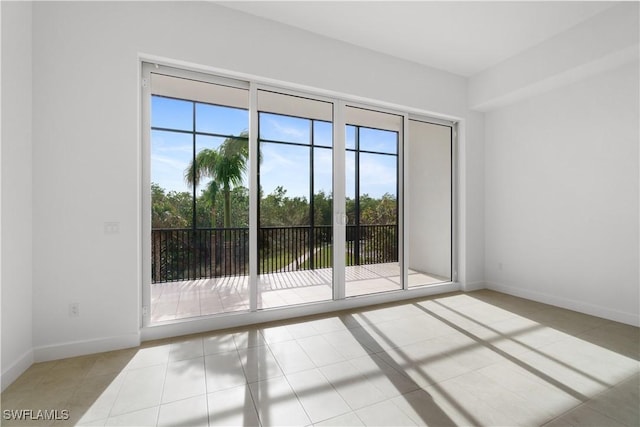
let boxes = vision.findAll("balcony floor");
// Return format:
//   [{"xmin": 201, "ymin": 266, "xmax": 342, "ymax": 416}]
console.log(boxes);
[{"xmin": 150, "ymin": 263, "xmax": 447, "ymax": 324}]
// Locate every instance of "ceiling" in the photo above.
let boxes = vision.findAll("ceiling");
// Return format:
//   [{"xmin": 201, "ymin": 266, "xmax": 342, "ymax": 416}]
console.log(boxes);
[{"xmin": 218, "ymin": 1, "xmax": 615, "ymax": 77}]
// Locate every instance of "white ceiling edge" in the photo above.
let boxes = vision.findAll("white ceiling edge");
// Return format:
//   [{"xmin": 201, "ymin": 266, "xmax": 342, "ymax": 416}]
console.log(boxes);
[
  {"xmin": 473, "ymin": 45, "xmax": 639, "ymax": 112},
  {"xmin": 216, "ymin": 1, "xmax": 615, "ymax": 77},
  {"xmin": 469, "ymin": 2, "xmax": 640, "ymax": 112}
]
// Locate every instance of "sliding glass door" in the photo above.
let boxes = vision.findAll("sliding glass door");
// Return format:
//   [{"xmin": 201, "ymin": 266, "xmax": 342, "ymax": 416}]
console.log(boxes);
[{"xmin": 143, "ymin": 62, "xmax": 455, "ymax": 326}]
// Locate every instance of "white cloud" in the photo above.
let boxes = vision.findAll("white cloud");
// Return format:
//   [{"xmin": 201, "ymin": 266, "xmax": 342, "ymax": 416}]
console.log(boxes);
[
  {"xmin": 269, "ymin": 117, "xmax": 306, "ymax": 140},
  {"xmin": 260, "ymin": 144, "xmax": 310, "ymax": 197},
  {"xmin": 152, "ymin": 154, "xmax": 189, "ymax": 172},
  {"xmin": 154, "ymin": 145, "xmax": 191, "ymax": 154}
]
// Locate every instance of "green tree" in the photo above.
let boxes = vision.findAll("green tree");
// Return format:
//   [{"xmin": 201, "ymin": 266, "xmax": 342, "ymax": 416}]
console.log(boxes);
[
  {"xmin": 211, "ymin": 186, "xmax": 249, "ymax": 227},
  {"xmin": 185, "ymin": 132, "xmax": 248, "ymax": 228},
  {"xmin": 313, "ymin": 190, "xmax": 333, "ymax": 226},
  {"xmin": 151, "ymin": 183, "xmax": 191, "ymax": 229},
  {"xmin": 361, "ymin": 193, "xmax": 397, "ymax": 225},
  {"xmin": 260, "ymin": 186, "xmax": 313, "ymax": 226}
]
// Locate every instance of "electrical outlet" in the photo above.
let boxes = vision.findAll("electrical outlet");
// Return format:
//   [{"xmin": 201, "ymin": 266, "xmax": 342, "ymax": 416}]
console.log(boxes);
[
  {"xmin": 69, "ymin": 303, "xmax": 80, "ymax": 317},
  {"xmin": 104, "ymin": 222, "xmax": 120, "ymax": 235}
]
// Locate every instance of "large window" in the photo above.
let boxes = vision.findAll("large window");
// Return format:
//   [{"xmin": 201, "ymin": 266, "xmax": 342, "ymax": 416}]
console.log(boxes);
[{"xmin": 142, "ymin": 63, "xmax": 455, "ymax": 326}]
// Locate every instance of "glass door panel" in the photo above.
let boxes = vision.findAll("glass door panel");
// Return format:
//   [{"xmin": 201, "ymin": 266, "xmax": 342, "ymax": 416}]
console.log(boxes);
[
  {"xmin": 257, "ymin": 90, "xmax": 333, "ymax": 309},
  {"xmin": 149, "ymin": 71, "xmax": 250, "ymax": 323},
  {"xmin": 344, "ymin": 106, "xmax": 403, "ymax": 297},
  {"xmin": 407, "ymin": 119, "xmax": 452, "ymax": 287}
]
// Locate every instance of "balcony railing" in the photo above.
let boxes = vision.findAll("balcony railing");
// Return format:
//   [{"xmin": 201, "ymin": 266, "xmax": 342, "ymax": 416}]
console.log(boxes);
[{"xmin": 151, "ymin": 225, "xmax": 398, "ymax": 283}]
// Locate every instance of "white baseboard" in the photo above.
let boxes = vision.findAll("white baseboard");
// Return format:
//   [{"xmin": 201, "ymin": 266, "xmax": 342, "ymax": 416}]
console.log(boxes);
[
  {"xmin": 461, "ymin": 281, "xmax": 486, "ymax": 292},
  {"xmin": 1, "ymin": 349, "xmax": 34, "ymax": 392},
  {"xmin": 486, "ymin": 281, "xmax": 640, "ymax": 327},
  {"xmin": 33, "ymin": 332, "xmax": 141, "ymax": 363}
]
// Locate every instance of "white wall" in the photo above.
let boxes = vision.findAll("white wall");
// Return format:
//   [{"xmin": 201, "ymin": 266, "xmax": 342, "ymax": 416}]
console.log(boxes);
[
  {"xmin": 484, "ymin": 61, "xmax": 640, "ymax": 325},
  {"xmin": 460, "ymin": 111, "xmax": 486, "ymax": 288},
  {"xmin": 29, "ymin": 1, "xmax": 479, "ymax": 360},
  {"xmin": 1, "ymin": 1, "xmax": 34, "ymax": 390}
]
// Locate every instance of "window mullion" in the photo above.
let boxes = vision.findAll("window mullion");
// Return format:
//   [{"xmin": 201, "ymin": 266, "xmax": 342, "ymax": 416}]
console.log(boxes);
[
  {"xmin": 191, "ymin": 102, "xmax": 197, "ymax": 230},
  {"xmin": 249, "ymin": 84, "xmax": 259, "ymax": 312},
  {"xmin": 309, "ymin": 120, "xmax": 315, "ymax": 271},
  {"xmin": 332, "ymin": 101, "xmax": 346, "ymax": 300}
]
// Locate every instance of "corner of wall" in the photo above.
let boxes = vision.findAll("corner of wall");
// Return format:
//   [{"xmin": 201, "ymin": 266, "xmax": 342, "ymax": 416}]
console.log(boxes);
[
  {"xmin": 461, "ymin": 281, "xmax": 487, "ymax": 292},
  {"xmin": 1, "ymin": 0, "xmax": 34, "ymax": 391},
  {"xmin": 486, "ymin": 281, "xmax": 640, "ymax": 327},
  {"xmin": 457, "ymin": 109, "xmax": 486, "ymax": 289},
  {"xmin": 1, "ymin": 350, "xmax": 33, "ymax": 392}
]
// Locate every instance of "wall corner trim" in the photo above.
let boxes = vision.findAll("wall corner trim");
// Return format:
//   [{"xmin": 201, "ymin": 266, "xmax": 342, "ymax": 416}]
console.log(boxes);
[{"xmin": 1, "ymin": 349, "xmax": 34, "ymax": 392}]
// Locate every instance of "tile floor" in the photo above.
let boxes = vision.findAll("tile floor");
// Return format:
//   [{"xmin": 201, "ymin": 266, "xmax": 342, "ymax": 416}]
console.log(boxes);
[
  {"xmin": 150, "ymin": 263, "xmax": 447, "ymax": 323},
  {"xmin": 2, "ymin": 290, "xmax": 638, "ymax": 426}
]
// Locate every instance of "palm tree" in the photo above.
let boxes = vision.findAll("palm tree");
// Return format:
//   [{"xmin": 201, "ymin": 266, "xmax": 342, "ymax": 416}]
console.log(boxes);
[{"xmin": 185, "ymin": 132, "xmax": 248, "ymax": 228}]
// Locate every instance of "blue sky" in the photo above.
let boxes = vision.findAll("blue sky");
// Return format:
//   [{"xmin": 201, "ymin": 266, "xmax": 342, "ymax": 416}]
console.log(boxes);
[{"xmin": 151, "ymin": 96, "xmax": 397, "ymax": 199}]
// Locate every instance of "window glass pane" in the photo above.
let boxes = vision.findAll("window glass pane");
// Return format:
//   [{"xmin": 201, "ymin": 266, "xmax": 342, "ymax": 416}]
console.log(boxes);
[
  {"xmin": 345, "ymin": 122, "xmax": 400, "ymax": 297},
  {"xmin": 313, "ymin": 121, "xmax": 332, "ymax": 147},
  {"xmin": 346, "ymin": 125, "xmax": 356, "ymax": 150},
  {"xmin": 256, "ymin": 92, "xmax": 333, "ymax": 309},
  {"xmin": 359, "ymin": 153, "xmax": 397, "ymax": 203},
  {"xmin": 259, "ymin": 142, "xmax": 310, "ymax": 226},
  {"xmin": 259, "ymin": 112, "xmax": 310, "ymax": 145},
  {"xmin": 150, "ymin": 130, "xmax": 193, "ymax": 228},
  {"xmin": 359, "ymin": 127, "xmax": 397, "ymax": 154},
  {"xmin": 194, "ymin": 135, "xmax": 233, "ymax": 228},
  {"xmin": 196, "ymin": 135, "xmax": 225, "ymax": 153},
  {"xmin": 314, "ymin": 147, "xmax": 333, "ymax": 226},
  {"xmin": 196, "ymin": 103, "xmax": 248, "ymax": 137},
  {"xmin": 313, "ymin": 146, "xmax": 333, "ymax": 269},
  {"xmin": 151, "ymin": 96, "xmax": 193, "ymax": 131},
  {"xmin": 346, "ymin": 151, "xmax": 356, "ymax": 224}
]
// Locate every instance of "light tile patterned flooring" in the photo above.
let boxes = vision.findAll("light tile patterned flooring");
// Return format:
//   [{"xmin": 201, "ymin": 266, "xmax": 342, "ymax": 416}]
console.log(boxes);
[
  {"xmin": 2, "ymin": 290, "xmax": 639, "ymax": 426},
  {"xmin": 150, "ymin": 263, "xmax": 447, "ymax": 323}
]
